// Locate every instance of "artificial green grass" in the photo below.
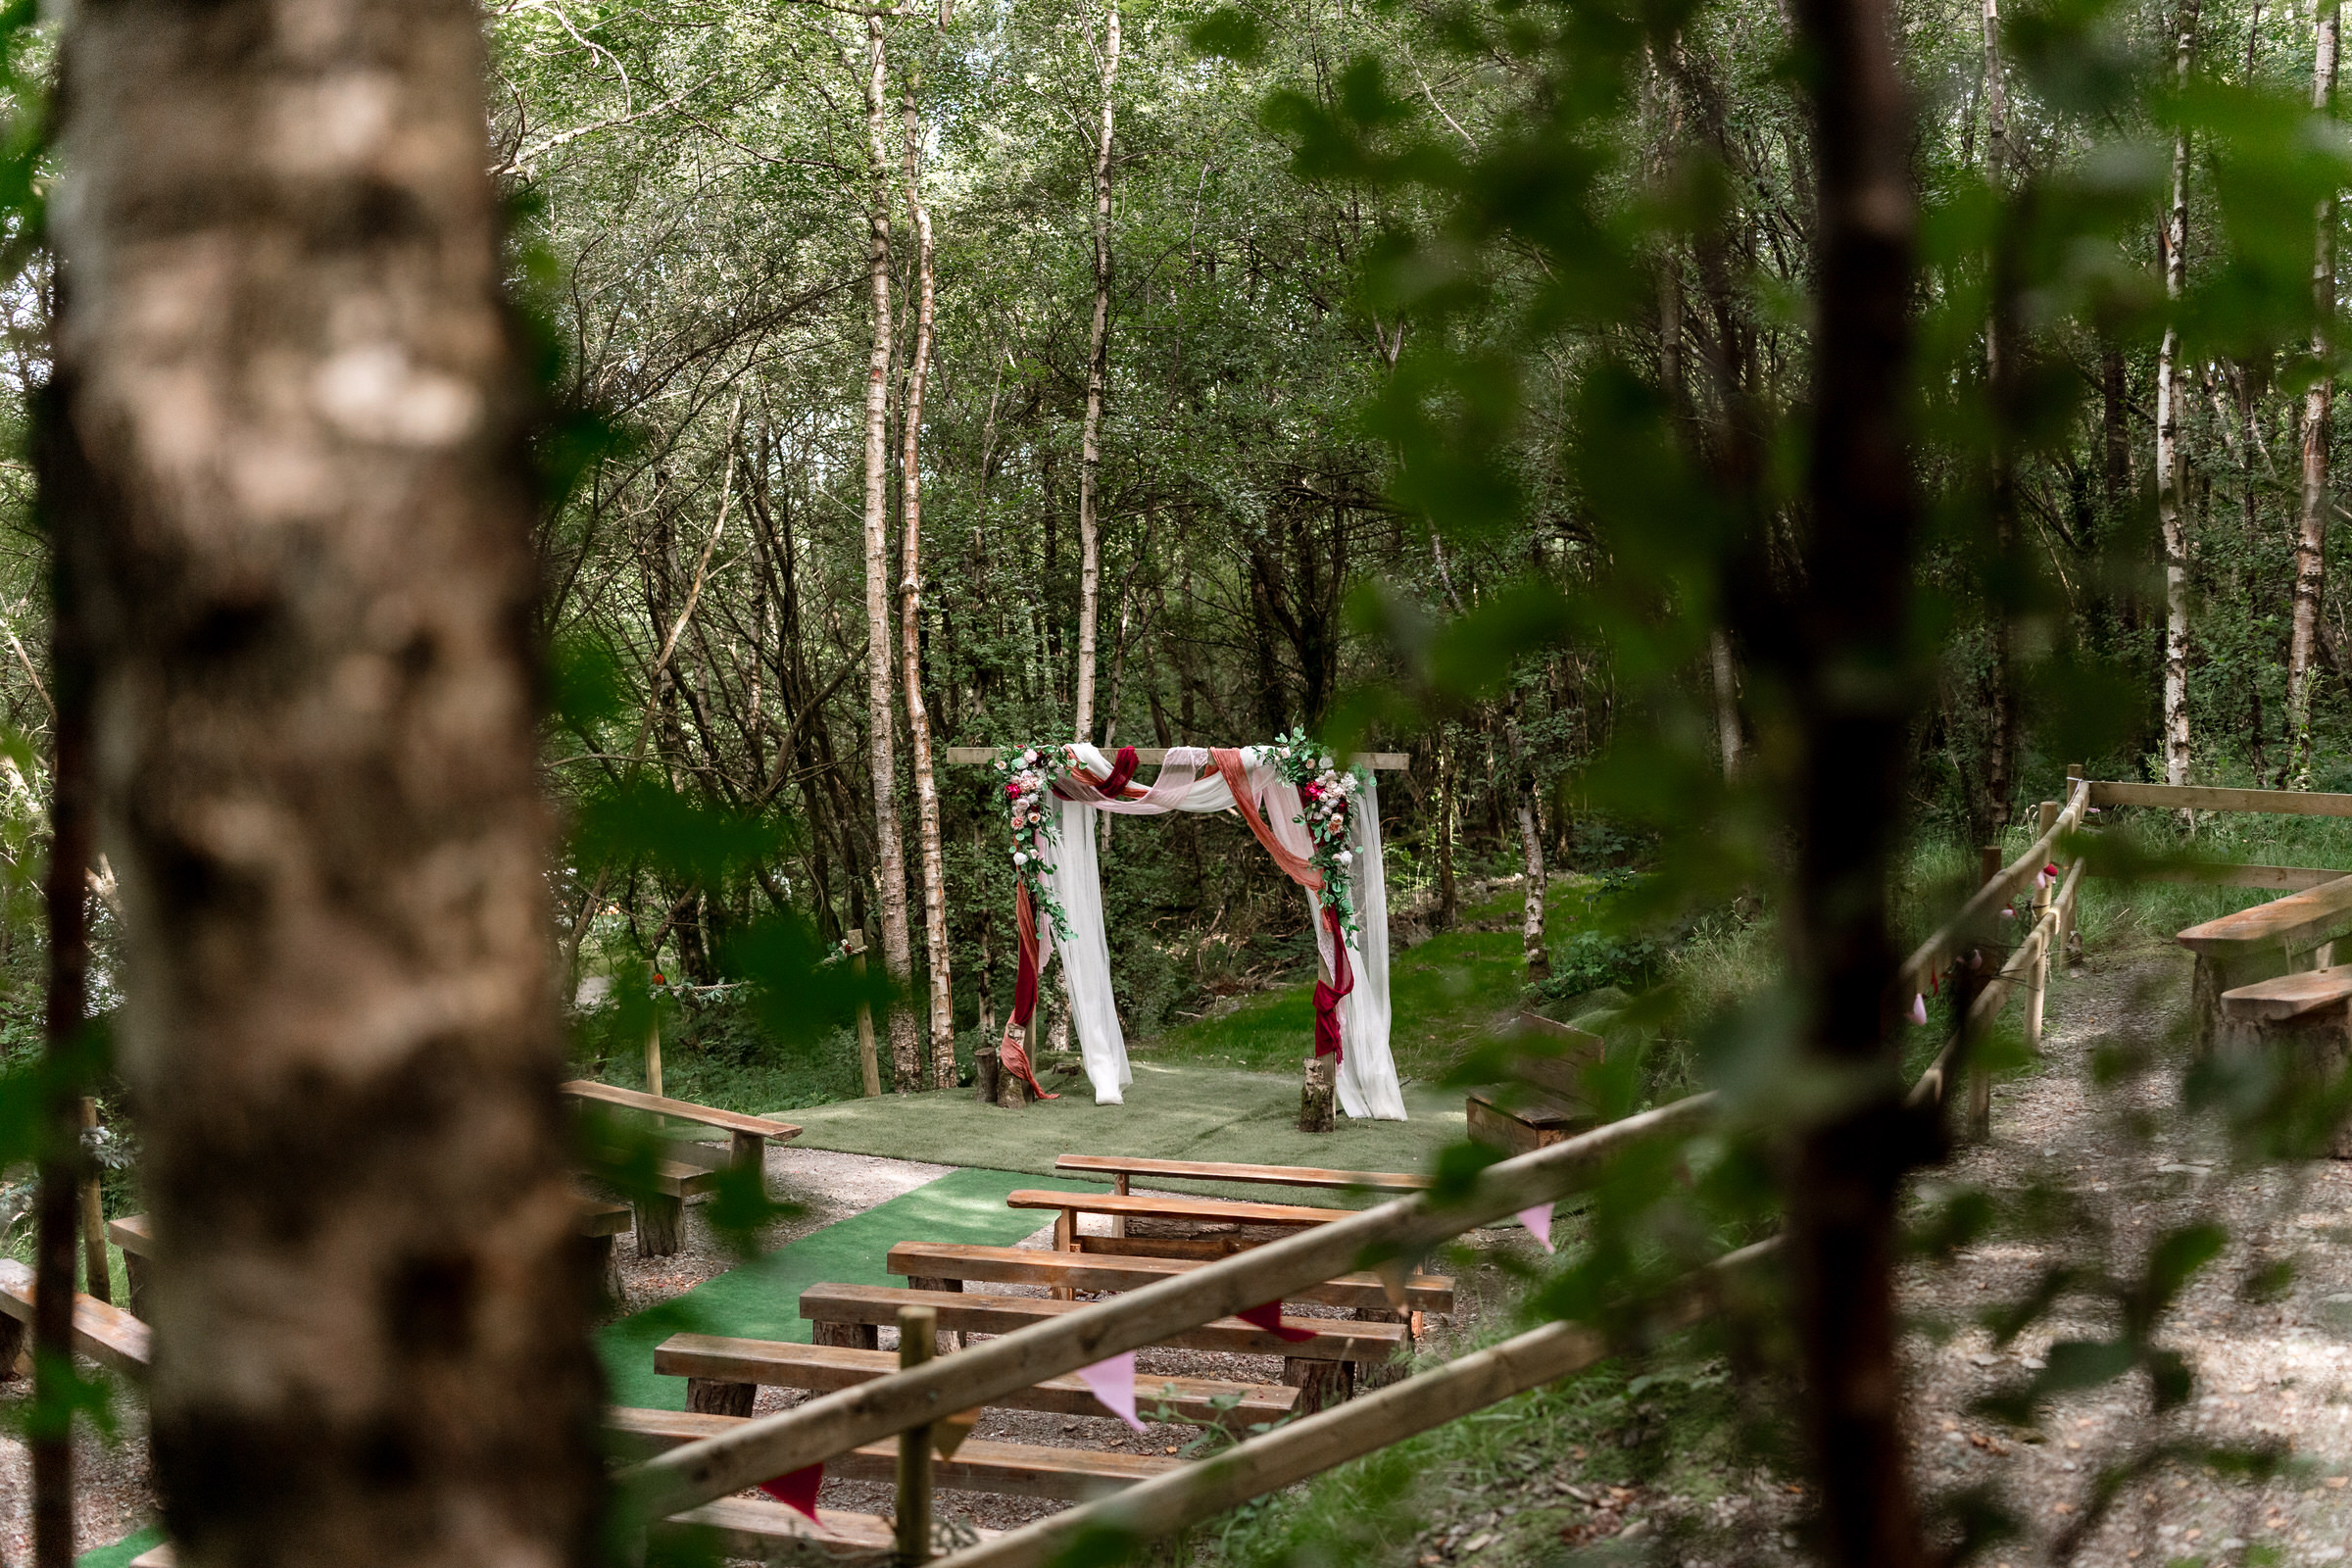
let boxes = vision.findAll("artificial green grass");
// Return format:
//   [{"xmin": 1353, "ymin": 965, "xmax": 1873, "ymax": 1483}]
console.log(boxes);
[
  {"xmin": 779, "ymin": 1064, "xmax": 1468, "ymax": 1203},
  {"xmin": 595, "ymin": 1166, "xmax": 1093, "ymax": 1410},
  {"xmin": 75, "ymin": 1525, "xmax": 161, "ymax": 1568}
]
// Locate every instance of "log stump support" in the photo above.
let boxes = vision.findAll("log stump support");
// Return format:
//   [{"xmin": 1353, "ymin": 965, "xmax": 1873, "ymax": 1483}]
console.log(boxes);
[
  {"xmin": 687, "ymin": 1376, "xmax": 758, "ymax": 1417},
  {"xmin": 122, "ymin": 1251, "xmax": 150, "ymax": 1320},
  {"xmin": 636, "ymin": 1194, "xmax": 684, "ymax": 1258},
  {"xmin": 1353, "ymin": 1304, "xmax": 1413, "ymax": 1391},
  {"xmin": 814, "ymin": 1319, "xmax": 881, "ymax": 1350},
  {"xmin": 974, "ymin": 1047, "xmax": 1001, "ymax": 1105},
  {"xmin": 1283, "ymin": 1354, "xmax": 1352, "ymax": 1414},
  {"xmin": 1298, "ymin": 1054, "xmax": 1337, "ymax": 1134}
]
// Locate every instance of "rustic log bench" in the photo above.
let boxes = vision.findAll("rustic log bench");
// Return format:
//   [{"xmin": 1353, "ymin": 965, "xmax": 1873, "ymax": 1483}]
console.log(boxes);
[
  {"xmin": 1052, "ymin": 1154, "xmax": 1429, "ymax": 1195},
  {"xmin": 884, "ymin": 1240, "xmax": 1454, "ymax": 1314},
  {"xmin": 2178, "ymin": 875, "xmax": 2352, "ymax": 1053},
  {"xmin": 1007, "ymin": 1188, "xmax": 1348, "ymax": 1253},
  {"xmin": 652, "ymin": 1331, "xmax": 1299, "ymax": 1429},
  {"xmin": 0, "ymin": 1258, "xmax": 150, "ymax": 1381},
  {"xmin": 609, "ymin": 1405, "xmax": 1182, "ymax": 1499},
  {"xmin": 562, "ymin": 1081, "xmax": 801, "ymax": 1256},
  {"xmin": 801, "ymin": 1280, "xmax": 1401, "ymax": 1413},
  {"xmin": 2218, "ymin": 963, "xmax": 2352, "ymax": 1155},
  {"xmin": 107, "ymin": 1197, "xmax": 637, "ymax": 1316},
  {"xmin": 1469, "ymin": 1013, "xmax": 1604, "ymax": 1155}
]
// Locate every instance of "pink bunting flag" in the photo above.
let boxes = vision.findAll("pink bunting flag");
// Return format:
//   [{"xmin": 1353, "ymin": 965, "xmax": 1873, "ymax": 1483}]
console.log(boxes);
[
  {"xmin": 1077, "ymin": 1351, "xmax": 1149, "ymax": 1433},
  {"xmin": 1517, "ymin": 1202, "xmax": 1555, "ymax": 1253},
  {"xmin": 759, "ymin": 1464, "xmax": 825, "ymax": 1526},
  {"xmin": 1238, "ymin": 1300, "xmax": 1318, "ymax": 1343},
  {"xmin": 1909, "ymin": 994, "xmax": 1929, "ymax": 1026}
]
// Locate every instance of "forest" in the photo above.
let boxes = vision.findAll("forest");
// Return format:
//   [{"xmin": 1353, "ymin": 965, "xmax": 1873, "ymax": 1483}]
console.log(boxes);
[{"xmin": 8, "ymin": 0, "xmax": 2352, "ymax": 1562}]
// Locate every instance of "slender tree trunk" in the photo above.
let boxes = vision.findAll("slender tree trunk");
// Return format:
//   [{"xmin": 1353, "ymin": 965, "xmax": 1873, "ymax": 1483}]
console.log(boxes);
[
  {"xmin": 2293, "ymin": 0, "xmax": 2340, "ymax": 789},
  {"xmin": 49, "ymin": 0, "xmax": 608, "ymax": 1551},
  {"xmin": 899, "ymin": 69, "xmax": 955, "ymax": 1089},
  {"xmin": 1778, "ymin": 0, "xmax": 1927, "ymax": 1551},
  {"xmin": 1436, "ymin": 726, "xmax": 1458, "ymax": 928},
  {"xmin": 1983, "ymin": 0, "xmax": 2017, "ymax": 833},
  {"xmin": 859, "ymin": 14, "xmax": 918, "ymax": 1091},
  {"xmin": 1709, "ymin": 629, "xmax": 1743, "ymax": 780},
  {"xmin": 1071, "ymin": 0, "xmax": 1120, "ymax": 740},
  {"xmin": 29, "ymin": 389, "xmax": 94, "ymax": 1568},
  {"xmin": 2159, "ymin": 0, "xmax": 2201, "ymax": 789},
  {"xmin": 1509, "ymin": 702, "xmax": 1548, "ymax": 982}
]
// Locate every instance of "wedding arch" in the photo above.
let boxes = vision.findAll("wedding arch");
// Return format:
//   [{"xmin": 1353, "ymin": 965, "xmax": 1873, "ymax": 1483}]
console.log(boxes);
[{"xmin": 958, "ymin": 739, "xmax": 1408, "ymax": 1120}]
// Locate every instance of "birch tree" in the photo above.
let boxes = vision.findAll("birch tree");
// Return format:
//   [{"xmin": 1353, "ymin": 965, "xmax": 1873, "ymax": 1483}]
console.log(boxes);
[
  {"xmin": 2158, "ymin": 0, "xmax": 2200, "ymax": 790},
  {"xmin": 1071, "ymin": 0, "xmax": 1120, "ymax": 739},
  {"xmin": 859, "ymin": 12, "xmax": 920, "ymax": 1090},
  {"xmin": 49, "ymin": 0, "xmax": 607, "ymax": 1555},
  {"xmin": 901, "ymin": 66, "xmax": 956, "ymax": 1088},
  {"xmin": 2291, "ymin": 0, "xmax": 2340, "ymax": 789}
]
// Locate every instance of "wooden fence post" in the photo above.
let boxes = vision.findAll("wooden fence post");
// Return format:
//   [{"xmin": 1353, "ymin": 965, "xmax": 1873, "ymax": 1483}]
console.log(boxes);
[
  {"xmin": 644, "ymin": 1017, "xmax": 663, "ymax": 1102},
  {"xmin": 2029, "ymin": 801, "xmax": 2056, "ymax": 1057},
  {"xmin": 849, "ymin": 930, "xmax": 882, "ymax": 1099},
  {"xmin": 2063, "ymin": 764, "xmax": 2085, "ymax": 964},
  {"xmin": 897, "ymin": 1304, "xmax": 937, "ymax": 1567},
  {"xmin": 78, "ymin": 1097, "xmax": 111, "ymax": 1304}
]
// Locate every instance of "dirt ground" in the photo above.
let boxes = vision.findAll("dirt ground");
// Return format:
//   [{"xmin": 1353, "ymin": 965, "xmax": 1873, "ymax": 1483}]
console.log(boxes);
[{"xmin": 17, "ymin": 944, "xmax": 2352, "ymax": 1567}]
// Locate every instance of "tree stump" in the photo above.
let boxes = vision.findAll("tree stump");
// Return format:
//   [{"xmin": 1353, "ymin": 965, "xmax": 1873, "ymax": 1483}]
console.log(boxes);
[
  {"xmin": 995, "ymin": 1064, "xmax": 1031, "ymax": 1110},
  {"xmin": 975, "ymin": 1047, "xmax": 1002, "ymax": 1104},
  {"xmin": 687, "ymin": 1376, "xmax": 757, "ymax": 1417},
  {"xmin": 1298, "ymin": 1054, "xmax": 1337, "ymax": 1134},
  {"xmin": 635, "ymin": 1195, "xmax": 684, "ymax": 1258},
  {"xmin": 1353, "ymin": 1305, "xmax": 1413, "ymax": 1391},
  {"xmin": 814, "ymin": 1319, "xmax": 880, "ymax": 1350},
  {"xmin": 0, "ymin": 1310, "xmax": 23, "ymax": 1381},
  {"xmin": 906, "ymin": 1277, "xmax": 963, "ymax": 1350},
  {"xmin": 1282, "ymin": 1355, "xmax": 1352, "ymax": 1414},
  {"xmin": 122, "ymin": 1251, "xmax": 150, "ymax": 1320}
]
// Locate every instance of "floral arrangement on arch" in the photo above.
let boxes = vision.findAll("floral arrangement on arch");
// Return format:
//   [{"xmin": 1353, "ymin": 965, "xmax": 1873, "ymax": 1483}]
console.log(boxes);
[
  {"xmin": 994, "ymin": 743, "xmax": 1081, "ymax": 941},
  {"xmin": 1264, "ymin": 729, "xmax": 1365, "ymax": 939}
]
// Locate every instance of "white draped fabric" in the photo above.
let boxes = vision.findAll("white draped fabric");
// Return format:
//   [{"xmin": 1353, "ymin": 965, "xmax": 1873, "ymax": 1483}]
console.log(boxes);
[
  {"xmin": 1036, "ymin": 795, "xmax": 1133, "ymax": 1103},
  {"xmin": 1035, "ymin": 743, "xmax": 1405, "ymax": 1118}
]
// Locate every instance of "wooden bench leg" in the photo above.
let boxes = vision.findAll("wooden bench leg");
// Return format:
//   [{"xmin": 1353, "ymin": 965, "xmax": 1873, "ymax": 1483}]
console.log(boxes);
[
  {"xmin": 730, "ymin": 1130, "xmax": 766, "ymax": 1177},
  {"xmin": 122, "ymin": 1252, "xmax": 150, "ymax": 1321},
  {"xmin": 1112, "ymin": 1174, "xmax": 1129, "ymax": 1240},
  {"xmin": 0, "ymin": 1311, "xmax": 24, "ymax": 1382},
  {"xmin": 1353, "ymin": 1305, "xmax": 1411, "ymax": 1391},
  {"xmin": 1283, "ymin": 1356, "xmax": 1352, "ymax": 1414},
  {"xmin": 581, "ymin": 1234, "xmax": 625, "ymax": 1309},
  {"xmin": 813, "ymin": 1320, "xmax": 880, "ymax": 1350},
  {"xmin": 687, "ymin": 1376, "xmax": 758, "ymax": 1417},
  {"xmin": 906, "ymin": 1278, "xmax": 963, "ymax": 1350},
  {"xmin": 636, "ymin": 1195, "xmax": 684, "ymax": 1258}
]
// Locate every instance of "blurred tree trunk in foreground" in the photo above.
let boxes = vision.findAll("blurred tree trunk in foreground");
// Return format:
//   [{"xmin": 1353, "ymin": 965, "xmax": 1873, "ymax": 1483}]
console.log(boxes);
[
  {"xmin": 49, "ymin": 0, "xmax": 607, "ymax": 1560},
  {"xmin": 1779, "ymin": 0, "xmax": 1929, "ymax": 1554}
]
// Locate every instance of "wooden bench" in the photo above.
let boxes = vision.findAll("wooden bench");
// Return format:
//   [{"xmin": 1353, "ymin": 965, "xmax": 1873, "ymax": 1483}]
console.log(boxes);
[
  {"xmin": 108, "ymin": 1197, "xmax": 638, "ymax": 1317},
  {"xmin": 2219, "ymin": 964, "xmax": 2352, "ymax": 1156},
  {"xmin": 802, "ymin": 1281, "xmax": 1401, "ymax": 1413},
  {"xmin": 652, "ymin": 1332, "xmax": 1298, "ymax": 1429},
  {"xmin": 609, "ymin": 1406, "xmax": 1180, "ymax": 1499},
  {"xmin": 1006, "ymin": 1188, "xmax": 1348, "ymax": 1260},
  {"xmin": 0, "ymin": 1258, "xmax": 150, "ymax": 1381},
  {"xmin": 1053, "ymin": 1155, "xmax": 1429, "ymax": 1194},
  {"xmin": 1469, "ymin": 1013, "xmax": 1604, "ymax": 1155},
  {"xmin": 885, "ymin": 1241, "xmax": 1453, "ymax": 1315},
  {"xmin": 2179, "ymin": 875, "xmax": 2352, "ymax": 1052},
  {"xmin": 563, "ymin": 1081, "xmax": 801, "ymax": 1256}
]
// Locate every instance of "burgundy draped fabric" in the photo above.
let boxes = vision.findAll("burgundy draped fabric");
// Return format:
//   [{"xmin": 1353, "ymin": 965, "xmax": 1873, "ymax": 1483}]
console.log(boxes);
[
  {"xmin": 1000, "ymin": 884, "xmax": 1058, "ymax": 1100},
  {"xmin": 1312, "ymin": 904, "xmax": 1354, "ymax": 1060}
]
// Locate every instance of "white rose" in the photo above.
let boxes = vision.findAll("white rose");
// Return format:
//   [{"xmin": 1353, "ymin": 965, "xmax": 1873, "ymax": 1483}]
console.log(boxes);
[
  {"xmin": 1337, "ymin": 850, "xmax": 1353, "ymax": 866},
  {"xmin": 1319, "ymin": 755, "xmax": 1334, "ymax": 769},
  {"xmin": 1013, "ymin": 851, "xmax": 1027, "ymax": 863}
]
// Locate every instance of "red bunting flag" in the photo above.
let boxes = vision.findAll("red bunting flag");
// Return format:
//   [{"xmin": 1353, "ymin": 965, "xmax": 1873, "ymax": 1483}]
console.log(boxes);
[
  {"xmin": 1238, "ymin": 1300, "xmax": 1317, "ymax": 1343},
  {"xmin": 759, "ymin": 1464, "xmax": 825, "ymax": 1526}
]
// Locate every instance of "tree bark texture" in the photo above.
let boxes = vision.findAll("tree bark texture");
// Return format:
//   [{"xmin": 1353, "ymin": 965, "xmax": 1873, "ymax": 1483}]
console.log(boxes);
[
  {"xmin": 1982, "ymin": 0, "xmax": 2017, "ymax": 833},
  {"xmin": 900, "ymin": 72, "xmax": 955, "ymax": 1089},
  {"xmin": 859, "ymin": 14, "xmax": 919, "ymax": 1092},
  {"xmin": 30, "ymin": 388, "xmax": 96, "ymax": 1568},
  {"xmin": 2292, "ymin": 0, "xmax": 2339, "ymax": 790},
  {"xmin": 49, "ymin": 0, "xmax": 610, "ymax": 1556},
  {"xmin": 1708, "ymin": 628, "xmax": 1742, "ymax": 780},
  {"xmin": 1071, "ymin": 0, "xmax": 1119, "ymax": 740},
  {"xmin": 1778, "ymin": 0, "xmax": 1928, "ymax": 1552},
  {"xmin": 1508, "ymin": 702, "xmax": 1548, "ymax": 982},
  {"xmin": 2159, "ymin": 0, "xmax": 2201, "ymax": 789}
]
